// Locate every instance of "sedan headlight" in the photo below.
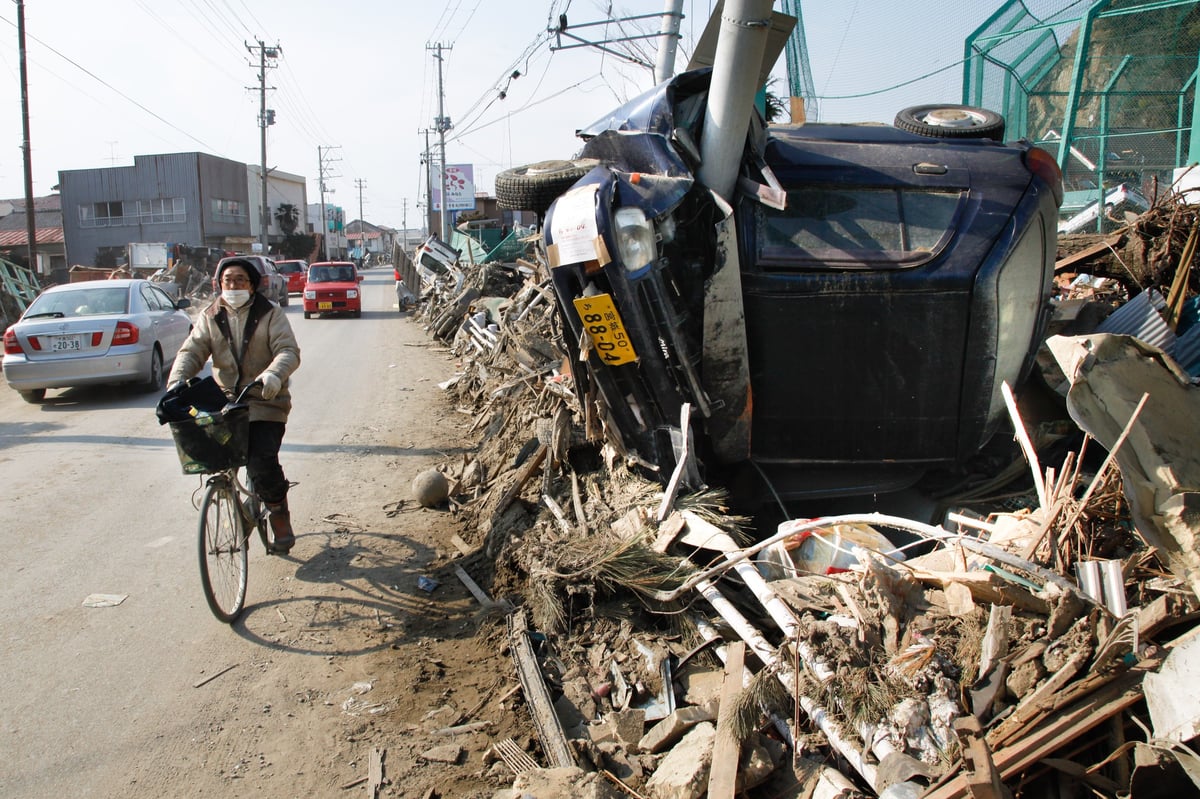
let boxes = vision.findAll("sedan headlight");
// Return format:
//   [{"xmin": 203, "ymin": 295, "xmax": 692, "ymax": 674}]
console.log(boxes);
[
  {"xmin": 614, "ymin": 207, "xmax": 656, "ymax": 274},
  {"xmin": 347, "ymin": 290, "xmax": 359, "ymax": 299}
]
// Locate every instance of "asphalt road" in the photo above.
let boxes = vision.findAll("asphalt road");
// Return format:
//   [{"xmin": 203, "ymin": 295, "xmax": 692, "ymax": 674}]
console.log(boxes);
[{"xmin": 0, "ymin": 270, "xmax": 439, "ymax": 797}]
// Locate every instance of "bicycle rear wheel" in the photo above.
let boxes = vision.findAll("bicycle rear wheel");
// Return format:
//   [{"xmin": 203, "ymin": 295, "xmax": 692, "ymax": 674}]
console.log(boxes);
[{"xmin": 198, "ymin": 477, "xmax": 249, "ymax": 623}]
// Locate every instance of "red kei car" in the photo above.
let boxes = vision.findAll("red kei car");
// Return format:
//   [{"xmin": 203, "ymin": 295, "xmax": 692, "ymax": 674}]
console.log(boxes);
[
  {"xmin": 275, "ymin": 259, "xmax": 308, "ymax": 295},
  {"xmin": 302, "ymin": 261, "xmax": 362, "ymax": 318}
]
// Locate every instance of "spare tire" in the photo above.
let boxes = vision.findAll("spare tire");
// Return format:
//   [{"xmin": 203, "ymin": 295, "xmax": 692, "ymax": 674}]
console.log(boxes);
[
  {"xmin": 893, "ymin": 105, "xmax": 1005, "ymax": 141},
  {"xmin": 495, "ymin": 159, "xmax": 600, "ymax": 215}
]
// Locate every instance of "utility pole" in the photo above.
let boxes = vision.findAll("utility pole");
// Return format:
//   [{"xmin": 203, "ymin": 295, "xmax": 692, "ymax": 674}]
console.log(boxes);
[
  {"xmin": 401, "ymin": 198, "xmax": 408, "ymax": 242},
  {"xmin": 420, "ymin": 128, "xmax": 433, "ymax": 237},
  {"xmin": 247, "ymin": 40, "xmax": 280, "ymax": 256},
  {"xmin": 317, "ymin": 145, "xmax": 341, "ymax": 261},
  {"xmin": 653, "ymin": 0, "xmax": 685, "ymax": 84},
  {"xmin": 427, "ymin": 43, "xmax": 452, "ymax": 241},
  {"xmin": 354, "ymin": 178, "xmax": 367, "ymax": 263},
  {"xmin": 17, "ymin": 0, "xmax": 37, "ymax": 274}
]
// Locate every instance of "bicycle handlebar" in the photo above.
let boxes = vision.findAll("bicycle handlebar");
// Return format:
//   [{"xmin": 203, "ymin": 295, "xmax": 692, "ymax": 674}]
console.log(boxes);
[{"xmin": 232, "ymin": 379, "xmax": 264, "ymax": 405}]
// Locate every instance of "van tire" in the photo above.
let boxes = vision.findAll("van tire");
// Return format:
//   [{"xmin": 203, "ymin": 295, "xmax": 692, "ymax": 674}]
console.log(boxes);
[
  {"xmin": 496, "ymin": 159, "xmax": 600, "ymax": 215},
  {"xmin": 894, "ymin": 105, "xmax": 1005, "ymax": 141}
]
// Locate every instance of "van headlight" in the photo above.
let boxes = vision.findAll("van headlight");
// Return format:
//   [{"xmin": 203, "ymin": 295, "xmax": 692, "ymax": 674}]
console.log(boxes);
[
  {"xmin": 303, "ymin": 289, "xmax": 315, "ymax": 299},
  {"xmin": 614, "ymin": 207, "xmax": 656, "ymax": 273},
  {"xmin": 347, "ymin": 290, "xmax": 358, "ymax": 299}
]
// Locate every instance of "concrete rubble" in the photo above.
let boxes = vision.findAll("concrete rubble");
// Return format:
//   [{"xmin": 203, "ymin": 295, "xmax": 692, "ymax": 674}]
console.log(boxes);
[{"xmin": 394, "ymin": 192, "xmax": 1200, "ymax": 798}]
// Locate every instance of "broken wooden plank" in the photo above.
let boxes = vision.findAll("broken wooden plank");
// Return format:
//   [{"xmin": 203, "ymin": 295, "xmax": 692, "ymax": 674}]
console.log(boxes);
[
  {"xmin": 707, "ymin": 640, "xmax": 745, "ymax": 799},
  {"xmin": 494, "ymin": 443, "xmax": 547, "ymax": 517},
  {"xmin": 1053, "ymin": 233, "xmax": 1124, "ymax": 274},
  {"xmin": 908, "ymin": 568, "xmax": 1051, "ymax": 614},
  {"xmin": 450, "ymin": 534, "xmax": 476, "ymax": 557},
  {"xmin": 954, "ymin": 716, "xmax": 1009, "ymax": 799},
  {"xmin": 368, "ymin": 747, "xmax": 385, "ymax": 799},
  {"xmin": 923, "ymin": 663, "xmax": 1153, "ymax": 799},
  {"xmin": 454, "ymin": 565, "xmax": 495, "ymax": 608},
  {"xmin": 508, "ymin": 609, "xmax": 575, "ymax": 768}
]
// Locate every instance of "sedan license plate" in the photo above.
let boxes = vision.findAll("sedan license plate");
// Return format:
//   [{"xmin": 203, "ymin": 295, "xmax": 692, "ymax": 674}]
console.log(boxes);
[
  {"xmin": 50, "ymin": 335, "xmax": 82, "ymax": 352},
  {"xmin": 319, "ymin": 301, "xmax": 333, "ymax": 310},
  {"xmin": 572, "ymin": 293, "xmax": 637, "ymax": 366}
]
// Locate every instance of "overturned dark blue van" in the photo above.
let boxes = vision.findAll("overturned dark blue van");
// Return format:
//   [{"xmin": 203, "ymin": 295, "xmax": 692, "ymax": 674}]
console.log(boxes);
[{"xmin": 498, "ymin": 68, "xmax": 1063, "ymax": 501}]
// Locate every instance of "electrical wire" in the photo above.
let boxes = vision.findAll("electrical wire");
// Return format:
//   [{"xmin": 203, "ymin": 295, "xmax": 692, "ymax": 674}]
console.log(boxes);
[
  {"xmin": 0, "ymin": 15, "xmax": 219, "ymax": 153},
  {"xmin": 133, "ymin": 1, "xmax": 244, "ymax": 85}
]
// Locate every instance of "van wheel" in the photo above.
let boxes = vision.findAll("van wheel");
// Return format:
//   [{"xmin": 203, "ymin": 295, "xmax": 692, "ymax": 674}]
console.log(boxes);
[
  {"xmin": 894, "ymin": 105, "xmax": 1005, "ymax": 141},
  {"xmin": 303, "ymin": 311, "xmax": 312, "ymax": 319},
  {"xmin": 280, "ymin": 291, "xmax": 289, "ymax": 307},
  {"xmin": 496, "ymin": 159, "xmax": 600, "ymax": 215}
]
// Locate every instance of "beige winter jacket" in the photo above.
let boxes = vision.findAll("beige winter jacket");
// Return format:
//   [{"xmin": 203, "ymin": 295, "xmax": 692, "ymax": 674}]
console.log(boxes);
[{"xmin": 169, "ymin": 293, "xmax": 301, "ymax": 423}]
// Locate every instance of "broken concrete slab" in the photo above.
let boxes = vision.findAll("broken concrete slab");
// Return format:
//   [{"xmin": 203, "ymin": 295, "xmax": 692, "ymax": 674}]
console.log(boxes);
[
  {"xmin": 644, "ymin": 720, "xmax": 716, "ymax": 799},
  {"xmin": 420, "ymin": 743, "xmax": 463, "ymax": 765},
  {"xmin": 507, "ymin": 766, "xmax": 621, "ymax": 799},
  {"xmin": 639, "ymin": 705, "xmax": 716, "ymax": 754}
]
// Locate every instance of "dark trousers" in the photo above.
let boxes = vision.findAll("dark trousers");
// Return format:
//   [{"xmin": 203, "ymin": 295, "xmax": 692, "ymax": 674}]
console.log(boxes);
[{"xmin": 247, "ymin": 420, "xmax": 288, "ymax": 504}]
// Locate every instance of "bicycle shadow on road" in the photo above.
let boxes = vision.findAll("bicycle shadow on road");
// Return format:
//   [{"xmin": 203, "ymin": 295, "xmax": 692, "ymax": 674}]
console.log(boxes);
[{"xmin": 230, "ymin": 525, "xmax": 487, "ymax": 656}]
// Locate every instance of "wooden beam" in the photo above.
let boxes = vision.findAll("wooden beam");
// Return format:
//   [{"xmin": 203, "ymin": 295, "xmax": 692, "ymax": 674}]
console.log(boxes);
[
  {"xmin": 1054, "ymin": 233, "xmax": 1124, "ymax": 274},
  {"xmin": 923, "ymin": 664, "xmax": 1153, "ymax": 799},
  {"xmin": 707, "ymin": 641, "xmax": 745, "ymax": 799},
  {"xmin": 508, "ymin": 609, "xmax": 575, "ymax": 769}
]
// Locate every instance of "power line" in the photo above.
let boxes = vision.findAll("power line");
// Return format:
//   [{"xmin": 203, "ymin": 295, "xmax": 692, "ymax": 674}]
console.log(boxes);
[{"xmin": 0, "ymin": 15, "xmax": 219, "ymax": 152}]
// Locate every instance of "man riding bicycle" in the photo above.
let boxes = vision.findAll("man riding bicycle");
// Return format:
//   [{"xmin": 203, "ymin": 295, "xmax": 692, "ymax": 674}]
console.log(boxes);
[{"xmin": 169, "ymin": 257, "xmax": 302, "ymax": 554}]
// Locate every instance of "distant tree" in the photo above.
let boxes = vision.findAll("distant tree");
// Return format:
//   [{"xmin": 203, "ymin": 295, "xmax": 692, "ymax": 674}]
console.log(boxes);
[
  {"xmin": 274, "ymin": 203, "xmax": 300, "ymax": 236},
  {"xmin": 279, "ymin": 232, "xmax": 316, "ymax": 260},
  {"xmin": 763, "ymin": 77, "xmax": 786, "ymax": 124}
]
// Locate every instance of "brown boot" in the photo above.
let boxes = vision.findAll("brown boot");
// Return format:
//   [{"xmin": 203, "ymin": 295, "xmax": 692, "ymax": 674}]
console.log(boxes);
[{"xmin": 265, "ymin": 499, "xmax": 295, "ymax": 554}]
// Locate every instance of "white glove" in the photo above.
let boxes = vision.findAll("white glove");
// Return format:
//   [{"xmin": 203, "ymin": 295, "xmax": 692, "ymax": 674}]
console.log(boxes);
[{"xmin": 257, "ymin": 372, "xmax": 282, "ymax": 400}]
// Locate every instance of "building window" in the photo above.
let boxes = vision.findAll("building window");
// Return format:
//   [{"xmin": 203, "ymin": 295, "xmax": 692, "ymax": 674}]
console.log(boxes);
[
  {"xmin": 213, "ymin": 198, "xmax": 247, "ymax": 223},
  {"xmin": 137, "ymin": 197, "xmax": 186, "ymax": 224},
  {"xmin": 79, "ymin": 201, "xmax": 125, "ymax": 228},
  {"xmin": 79, "ymin": 197, "xmax": 185, "ymax": 227}
]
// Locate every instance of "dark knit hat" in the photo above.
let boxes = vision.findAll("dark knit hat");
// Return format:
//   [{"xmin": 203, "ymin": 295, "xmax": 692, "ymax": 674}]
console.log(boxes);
[{"xmin": 216, "ymin": 258, "xmax": 262, "ymax": 290}]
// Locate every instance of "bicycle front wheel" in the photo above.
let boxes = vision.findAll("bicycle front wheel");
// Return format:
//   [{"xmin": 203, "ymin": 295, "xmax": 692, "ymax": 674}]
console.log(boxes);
[{"xmin": 198, "ymin": 478, "xmax": 249, "ymax": 623}]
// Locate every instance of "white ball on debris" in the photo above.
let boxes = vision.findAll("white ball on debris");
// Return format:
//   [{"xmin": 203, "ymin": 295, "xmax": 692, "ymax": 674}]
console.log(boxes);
[{"xmin": 412, "ymin": 469, "xmax": 449, "ymax": 507}]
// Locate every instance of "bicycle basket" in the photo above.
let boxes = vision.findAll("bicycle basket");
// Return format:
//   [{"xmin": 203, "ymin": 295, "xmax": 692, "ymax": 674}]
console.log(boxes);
[{"xmin": 169, "ymin": 404, "xmax": 250, "ymax": 474}]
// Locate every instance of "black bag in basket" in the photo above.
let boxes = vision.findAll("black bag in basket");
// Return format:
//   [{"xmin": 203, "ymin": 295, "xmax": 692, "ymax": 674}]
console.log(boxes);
[{"xmin": 156, "ymin": 376, "xmax": 230, "ymax": 425}]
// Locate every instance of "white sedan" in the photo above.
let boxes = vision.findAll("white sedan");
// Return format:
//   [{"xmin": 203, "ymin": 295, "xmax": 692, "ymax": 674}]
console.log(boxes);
[{"xmin": 2, "ymin": 279, "xmax": 193, "ymax": 403}]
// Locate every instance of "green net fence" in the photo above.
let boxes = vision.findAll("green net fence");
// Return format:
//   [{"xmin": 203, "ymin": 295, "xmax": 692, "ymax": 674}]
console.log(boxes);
[{"xmin": 965, "ymin": 0, "xmax": 1200, "ymax": 225}]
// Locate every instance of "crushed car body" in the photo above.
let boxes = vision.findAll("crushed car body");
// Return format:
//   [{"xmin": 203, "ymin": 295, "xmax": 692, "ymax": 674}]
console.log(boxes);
[{"xmin": 499, "ymin": 68, "xmax": 1064, "ymax": 502}]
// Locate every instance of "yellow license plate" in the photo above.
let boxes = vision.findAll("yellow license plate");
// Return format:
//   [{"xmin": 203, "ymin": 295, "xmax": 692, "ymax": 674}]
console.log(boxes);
[
  {"xmin": 572, "ymin": 293, "xmax": 637, "ymax": 366},
  {"xmin": 318, "ymin": 301, "xmax": 332, "ymax": 310}
]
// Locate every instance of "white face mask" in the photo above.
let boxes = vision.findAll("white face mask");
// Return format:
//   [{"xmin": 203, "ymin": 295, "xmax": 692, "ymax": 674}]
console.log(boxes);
[{"xmin": 222, "ymin": 289, "xmax": 251, "ymax": 308}]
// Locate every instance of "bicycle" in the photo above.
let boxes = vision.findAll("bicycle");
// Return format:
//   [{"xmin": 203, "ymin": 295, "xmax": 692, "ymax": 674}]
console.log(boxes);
[{"xmin": 164, "ymin": 379, "xmax": 281, "ymax": 623}]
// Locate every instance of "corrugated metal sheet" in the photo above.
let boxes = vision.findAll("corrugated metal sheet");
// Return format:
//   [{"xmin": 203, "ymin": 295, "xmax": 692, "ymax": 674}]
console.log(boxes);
[
  {"xmin": 1170, "ymin": 325, "xmax": 1200, "ymax": 377},
  {"xmin": 1096, "ymin": 288, "xmax": 1176, "ymax": 352},
  {"xmin": 0, "ymin": 227, "xmax": 65, "ymax": 246}
]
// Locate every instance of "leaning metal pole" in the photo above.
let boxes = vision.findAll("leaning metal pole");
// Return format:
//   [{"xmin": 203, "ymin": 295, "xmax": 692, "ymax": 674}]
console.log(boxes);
[
  {"xmin": 696, "ymin": 0, "xmax": 773, "ymax": 201},
  {"xmin": 653, "ymin": 0, "xmax": 685, "ymax": 84}
]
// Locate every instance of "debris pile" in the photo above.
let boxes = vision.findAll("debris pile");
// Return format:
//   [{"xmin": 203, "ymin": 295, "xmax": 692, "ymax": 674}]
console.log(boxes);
[{"xmin": 405, "ymin": 205, "xmax": 1200, "ymax": 798}]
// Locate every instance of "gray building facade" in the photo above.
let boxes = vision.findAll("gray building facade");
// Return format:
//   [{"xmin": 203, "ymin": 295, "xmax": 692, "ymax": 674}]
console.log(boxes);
[{"xmin": 58, "ymin": 153, "xmax": 252, "ymax": 268}]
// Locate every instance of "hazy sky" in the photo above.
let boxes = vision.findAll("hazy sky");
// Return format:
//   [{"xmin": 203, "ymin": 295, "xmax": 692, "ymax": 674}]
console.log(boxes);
[{"xmin": 0, "ymin": 1, "xmax": 992, "ymax": 230}]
